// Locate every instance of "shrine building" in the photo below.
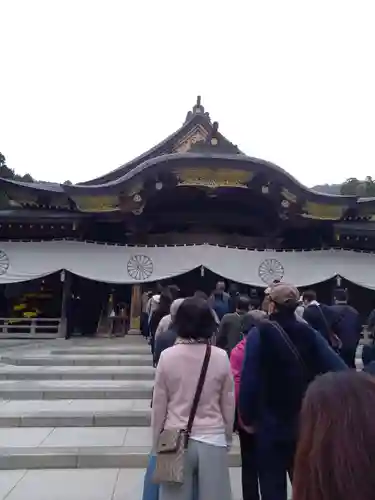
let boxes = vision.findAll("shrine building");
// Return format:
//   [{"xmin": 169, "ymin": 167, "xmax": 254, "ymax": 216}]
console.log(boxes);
[{"xmin": 0, "ymin": 97, "xmax": 375, "ymax": 337}]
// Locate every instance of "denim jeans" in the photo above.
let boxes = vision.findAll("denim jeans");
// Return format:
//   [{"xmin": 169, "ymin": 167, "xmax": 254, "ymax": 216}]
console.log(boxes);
[{"xmin": 143, "ymin": 453, "xmax": 199, "ymax": 500}]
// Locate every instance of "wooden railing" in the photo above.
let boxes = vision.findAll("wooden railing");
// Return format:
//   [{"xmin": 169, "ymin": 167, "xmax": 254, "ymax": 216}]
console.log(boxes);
[{"xmin": 0, "ymin": 318, "xmax": 61, "ymax": 338}]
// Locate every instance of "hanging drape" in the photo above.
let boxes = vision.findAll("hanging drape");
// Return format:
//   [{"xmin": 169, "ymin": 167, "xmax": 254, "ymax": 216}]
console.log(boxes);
[{"xmin": 0, "ymin": 240, "xmax": 373, "ymax": 289}]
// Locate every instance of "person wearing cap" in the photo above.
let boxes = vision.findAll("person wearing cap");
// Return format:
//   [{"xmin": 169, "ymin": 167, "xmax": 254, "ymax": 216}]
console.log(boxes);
[{"xmin": 239, "ymin": 283, "xmax": 347, "ymax": 500}]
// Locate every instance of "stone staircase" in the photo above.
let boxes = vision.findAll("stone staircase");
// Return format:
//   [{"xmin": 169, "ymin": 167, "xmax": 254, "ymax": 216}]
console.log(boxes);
[{"xmin": 0, "ymin": 337, "xmax": 243, "ymax": 499}]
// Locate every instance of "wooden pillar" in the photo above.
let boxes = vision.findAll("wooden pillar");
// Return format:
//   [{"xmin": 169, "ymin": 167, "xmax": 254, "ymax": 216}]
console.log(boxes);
[
  {"xmin": 128, "ymin": 284, "xmax": 141, "ymax": 335},
  {"xmin": 58, "ymin": 270, "xmax": 72, "ymax": 339}
]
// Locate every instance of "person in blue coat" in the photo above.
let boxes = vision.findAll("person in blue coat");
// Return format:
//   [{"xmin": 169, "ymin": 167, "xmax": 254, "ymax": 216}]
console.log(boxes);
[
  {"xmin": 330, "ymin": 292, "xmax": 362, "ymax": 368},
  {"xmin": 239, "ymin": 283, "xmax": 347, "ymax": 500}
]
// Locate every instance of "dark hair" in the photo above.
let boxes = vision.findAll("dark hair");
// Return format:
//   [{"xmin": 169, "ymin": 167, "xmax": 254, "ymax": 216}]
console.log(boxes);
[
  {"xmin": 174, "ymin": 297, "xmax": 216, "ymax": 340},
  {"xmin": 293, "ymin": 371, "xmax": 375, "ymax": 500},
  {"xmin": 156, "ymin": 289, "xmax": 173, "ymax": 317},
  {"xmin": 333, "ymin": 288, "xmax": 348, "ymax": 304},
  {"xmin": 242, "ymin": 310, "xmax": 267, "ymax": 333},
  {"xmin": 302, "ymin": 290, "xmax": 317, "ymax": 302},
  {"xmin": 236, "ymin": 295, "xmax": 251, "ymax": 312},
  {"xmin": 272, "ymin": 301, "xmax": 298, "ymax": 315},
  {"xmin": 194, "ymin": 290, "xmax": 208, "ymax": 300},
  {"xmin": 216, "ymin": 281, "xmax": 226, "ymax": 290},
  {"xmin": 273, "ymin": 279, "xmax": 281, "ymax": 284}
]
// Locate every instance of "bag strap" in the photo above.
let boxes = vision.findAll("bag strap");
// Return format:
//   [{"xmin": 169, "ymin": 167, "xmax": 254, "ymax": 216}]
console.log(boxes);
[
  {"xmin": 186, "ymin": 344, "xmax": 211, "ymax": 437},
  {"xmin": 316, "ymin": 305, "xmax": 340, "ymax": 347},
  {"xmin": 271, "ymin": 321, "xmax": 309, "ymax": 377},
  {"xmin": 316, "ymin": 305, "xmax": 330, "ymax": 330}
]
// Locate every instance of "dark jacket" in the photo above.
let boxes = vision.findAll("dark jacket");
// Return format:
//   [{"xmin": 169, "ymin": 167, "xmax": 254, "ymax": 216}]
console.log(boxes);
[
  {"xmin": 330, "ymin": 304, "xmax": 362, "ymax": 349},
  {"xmin": 216, "ymin": 312, "xmax": 247, "ymax": 356},
  {"xmin": 303, "ymin": 303, "xmax": 336, "ymax": 344},
  {"xmin": 153, "ymin": 326, "xmax": 177, "ymax": 366},
  {"xmin": 239, "ymin": 313, "xmax": 347, "ymax": 440},
  {"xmin": 367, "ymin": 309, "xmax": 375, "ymax": 336},
  {"xmin": 209, "ymin": 292, "xmax": 230, "ymax": 321}
]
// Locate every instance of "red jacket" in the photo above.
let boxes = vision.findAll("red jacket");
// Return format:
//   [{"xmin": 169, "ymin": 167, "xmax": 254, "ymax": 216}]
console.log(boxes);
[{"xmin": 230, "ymin": 338, "xmax": 254, "ymax": 433}]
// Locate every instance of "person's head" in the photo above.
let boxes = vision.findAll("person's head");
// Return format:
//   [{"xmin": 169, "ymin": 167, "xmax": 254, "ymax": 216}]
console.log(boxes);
[
  {"xmin": 236, "ymin": 295, "xmax": 251, "ymax": 314},
  {"xmin": 293, "ymin": 371, "xmax": 375, "ymax": 500},
  {"xmin": 242, "ymin": 310, "xmax": 267, "ymax": 334},
  {"xmin": 272, "ymin": 279, "xmax": 281, "ymax": 285},
  {"xmin": 333, "ymin": 288, "xmax": 348, "ymax": 305},
  {"xmin": 194, "ymin": 290, "xmax": 208, "ymax": 300},
  {"xmin": 228, "ymin": 283, "xmax": 239, "ymax": 296},
  {"xmin": 249, "ymin": 289, "xmax": 260, "ymax": 310},
  {"xmin": 268, "ymin": 283, "xmax": 299, "ymax": 316},
  {"xmin": 157, "ymin": 289, "xmax": 173, "ymax": 316},
  {"xmin": 215, "ymin": 281, "xmax": 226, "ymax": 293},
  {"xmin": 170, "ymin": 298, "xmax": 185, "ymax": 322},
  {"xmin": 174, "ymin": 296, "xmax": 217, "ymax": 340},
  {"xmin": 302, "ymin": 290, "xmax": 317, "ymax": 306},
  {"xmin": 261, "ymin": 294, "xmax": 270, "ymax": 313}
]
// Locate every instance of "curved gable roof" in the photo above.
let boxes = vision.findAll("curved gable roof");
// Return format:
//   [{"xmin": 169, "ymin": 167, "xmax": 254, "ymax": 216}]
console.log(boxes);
[{"xmin": 79, "ymin": 96, "xmax": 241, "ymax": 186}]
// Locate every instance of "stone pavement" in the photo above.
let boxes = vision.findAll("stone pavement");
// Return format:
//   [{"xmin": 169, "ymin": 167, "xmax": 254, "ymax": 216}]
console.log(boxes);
[
  {"xmin": 0, "ymin": 337, "xmax": 245, "ymax": 499},
  {"xmin": 0, "ymin": 337, "xmax": 363, "ymax": 499},
  {"xmin": 0, "ymin": 468, "xmax": 245, "ymax": 500}
]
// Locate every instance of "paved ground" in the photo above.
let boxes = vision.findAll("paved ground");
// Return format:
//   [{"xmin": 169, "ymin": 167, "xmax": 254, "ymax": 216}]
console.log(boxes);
[
  {"xmin": 0, "ymin": 338, "xmax": 245, "ymax": 499},
  {"xmin": 0, "ymin": 468, "xmax": 247, "ymax": 500},
  {"xmin": 0, "ymin": 337, "xmax": 363, "ymax": 499}
]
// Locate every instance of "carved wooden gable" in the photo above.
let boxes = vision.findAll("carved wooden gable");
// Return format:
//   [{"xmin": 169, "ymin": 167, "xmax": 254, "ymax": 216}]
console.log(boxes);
[{"xmin": 173, "ymin": 125, "xmax": 209, "ymax": 153}]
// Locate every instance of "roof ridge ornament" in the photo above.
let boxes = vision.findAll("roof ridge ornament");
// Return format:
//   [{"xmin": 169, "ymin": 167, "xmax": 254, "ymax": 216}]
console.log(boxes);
[{"xmin": 184, "ymin": 95, "xmax": 211, "ymax": 124}]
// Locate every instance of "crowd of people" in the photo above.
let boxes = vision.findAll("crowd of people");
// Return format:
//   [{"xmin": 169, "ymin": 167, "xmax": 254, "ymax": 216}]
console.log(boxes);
[{"xmin": 141, "ymin": 280, "xmax": 374, "ymax": 500}]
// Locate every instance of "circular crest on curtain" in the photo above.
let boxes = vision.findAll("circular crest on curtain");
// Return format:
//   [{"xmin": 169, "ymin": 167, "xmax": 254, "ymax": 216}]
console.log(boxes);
[
  {"xmin": 127, "ymin": 255, "xmax": 154, "ymax": 280},
  {"xmin": 258, "ymin": 258, "xmax": 284, "ymax": 284},
  {"xmin": 0, "ymin": 251, "xmax": 9, "ymax": 276}
]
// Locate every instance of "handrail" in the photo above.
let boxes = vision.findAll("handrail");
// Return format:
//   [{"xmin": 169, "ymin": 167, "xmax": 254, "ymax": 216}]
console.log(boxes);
[
  {"xmin": 0, "ymin": 317, "xmax": 61, "ymax": 336},
  {"xmin": 0, "ymin": 318, "xmax": 61, "ymax": 322}
]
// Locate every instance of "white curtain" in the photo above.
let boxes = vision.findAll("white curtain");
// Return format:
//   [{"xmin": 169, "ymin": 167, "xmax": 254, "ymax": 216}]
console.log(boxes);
[{"xmin": 0, "ymin": 240, "xmax": 374, "ymax": 288}]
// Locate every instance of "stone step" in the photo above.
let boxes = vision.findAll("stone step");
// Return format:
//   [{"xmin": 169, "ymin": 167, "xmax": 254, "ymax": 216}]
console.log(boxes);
[
  {"xmin": 52, "ymin": 346, "xmax": 151, "ymax": 355},
  {"xmin": 0, "ymin": 365, "xmax": 155, "ymax": 381},
  {"xmin": 1, "ymin": 354, "xmax": 153, "ymax": 367},
  {"xmin": 0, "ymin": 380, "xmax": 153, "ymax": 400},
  {"xmin": 0, "ymin": 399, "xmax": 151, "ymax": 427},
  {"xmin": 0, "ymin": 468, "xmax": 246, "ymax": 500},
  {"xmin": 0, "ymin": 446, "xmax": 241, "ymax": 469},
  {"xmin": 0, "ymin": 427, "xmax": 240, "ymax": 469}
]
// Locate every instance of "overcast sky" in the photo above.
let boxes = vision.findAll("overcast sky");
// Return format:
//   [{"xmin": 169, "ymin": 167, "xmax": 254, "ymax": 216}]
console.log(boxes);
[{"xmin": 1, "ymin": 1, "xmax": 374, "ymax": 187}]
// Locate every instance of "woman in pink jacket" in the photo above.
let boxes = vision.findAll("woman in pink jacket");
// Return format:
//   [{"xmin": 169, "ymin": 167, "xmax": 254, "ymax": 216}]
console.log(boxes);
[
  {"xmin": 152, "ymin": 296, "xmax": 235, "ymax": 500},
  {"xmin": 230, "ymin": 310, "xmax": 266, "ymax": 500}
]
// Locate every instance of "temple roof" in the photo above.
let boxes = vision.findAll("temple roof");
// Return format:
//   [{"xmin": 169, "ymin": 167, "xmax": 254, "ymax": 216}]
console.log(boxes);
[
  {"xmin": 1, "ymin": 97, "xmax": 375, "ymax": 222},
  {"xmin": 80, "ymin": 96, "xmax": 242, "ymax": 186}
]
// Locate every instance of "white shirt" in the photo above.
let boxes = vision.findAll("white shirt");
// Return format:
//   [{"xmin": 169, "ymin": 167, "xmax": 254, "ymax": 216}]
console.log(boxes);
[{"xmin": 191, "ymin": 434, "xmax": 227, "ymax": 447}]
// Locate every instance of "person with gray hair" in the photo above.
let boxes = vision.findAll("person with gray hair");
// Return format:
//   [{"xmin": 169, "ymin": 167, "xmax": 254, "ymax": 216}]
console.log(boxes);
[{"xmin": 153, "ymin": 298, "xmax": 185, "ymax": 366}]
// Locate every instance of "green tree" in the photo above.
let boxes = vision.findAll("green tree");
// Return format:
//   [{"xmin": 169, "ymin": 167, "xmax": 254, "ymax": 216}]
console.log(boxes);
[
  {"xmin": 340, "ymin": 177, "xmax": 360, "ymax": 195},
  {"xmin": 63, "ymin": 180, "xmax": 72, "ymax": 185},
  {"xmin": 340, "ymin": 176, "xmax": 375, "ymax": 196},
  {"xmin": 0, "ymin": 152, "xmax": 35, "ymax": 208},
  {"xmin": 0, "ymin": 152, "xmax": 34, "ymax": 182}
]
